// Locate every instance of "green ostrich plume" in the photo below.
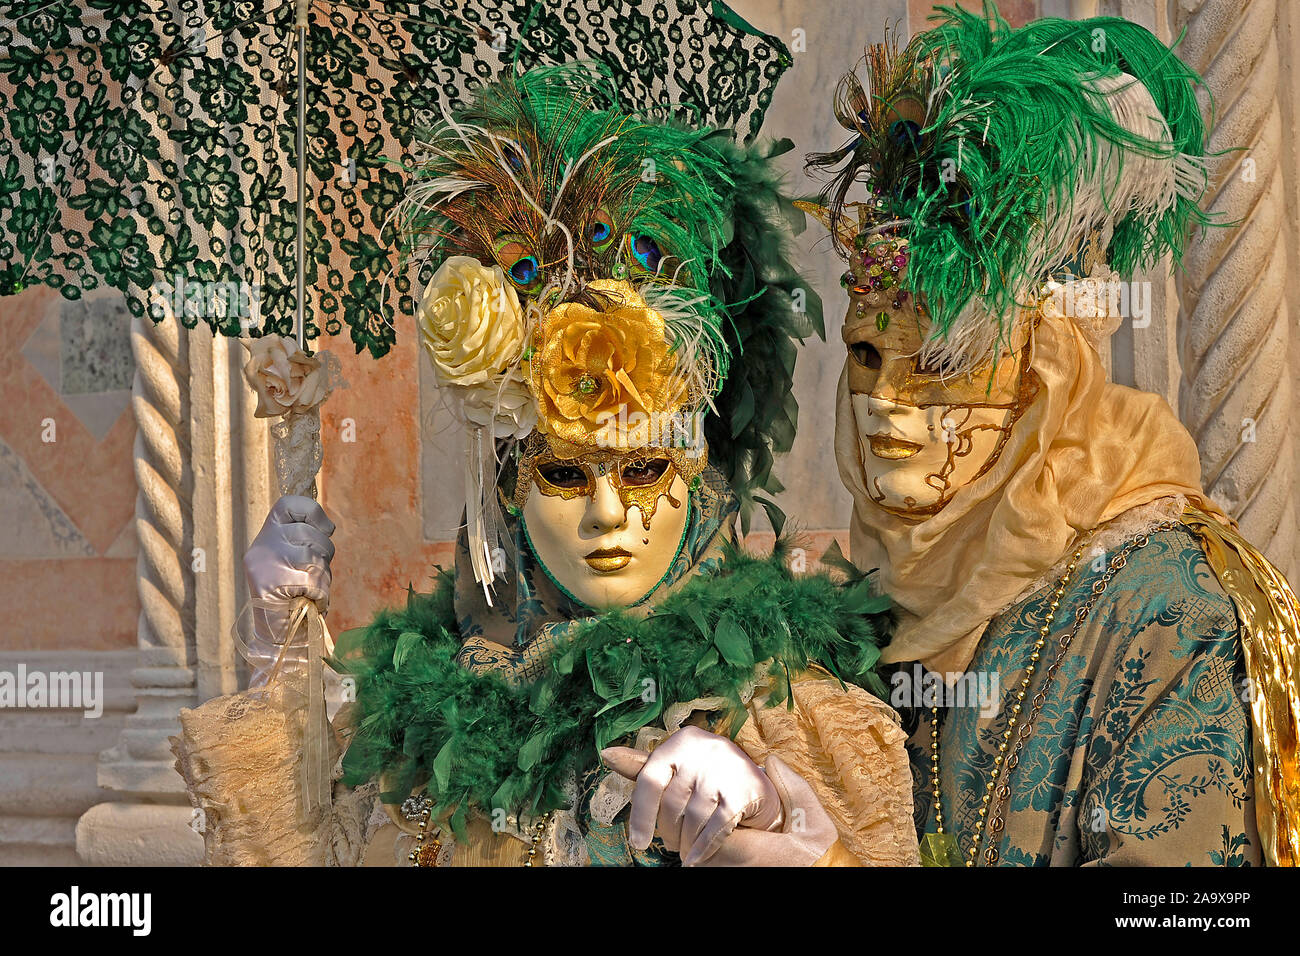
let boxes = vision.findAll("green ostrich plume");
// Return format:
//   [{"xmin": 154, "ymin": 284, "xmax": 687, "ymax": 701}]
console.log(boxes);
[{"xmin": 809, "ymin": 1, "xmax": 1213, "ymax": 370}]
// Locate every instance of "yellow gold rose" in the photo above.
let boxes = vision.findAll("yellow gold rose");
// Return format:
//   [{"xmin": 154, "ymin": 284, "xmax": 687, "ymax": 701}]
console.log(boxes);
[
  {"xmin": 418, "ymin": 256, "xmax": 525, "ymax": 387},
  {"xmin": 531, "ymin": 279, "xmax": 685, "ymax": 448}
]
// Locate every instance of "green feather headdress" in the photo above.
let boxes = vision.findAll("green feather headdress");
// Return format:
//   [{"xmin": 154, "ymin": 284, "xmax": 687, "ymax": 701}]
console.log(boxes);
[
  {"xmin": 398, "ymin": 62, "xmax": 821, "ymax": 536},
  {"xmin": 808, "ymin": 2, "xmax": 1212, "ymax": 373},
  {"xmin": 401, "ymin": 62, "xmax": 735, "ymax": 392}
]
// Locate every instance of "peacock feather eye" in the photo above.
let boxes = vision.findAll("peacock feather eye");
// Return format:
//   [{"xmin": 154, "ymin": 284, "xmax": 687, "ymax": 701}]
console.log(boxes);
[
  {"xmin": 589, "ymin": 208, "xmax": 615, "ymax": 251},
  {"xmin": 509, "ymin": 256, "xmax": 539, "ymax": 286},
  {"xmin": 493, "ymin": 234, "xmax": 544, "ymax": 293},
  {"xmin": 889, "ymin": 118, "xmax": 921, "ymax": 148},
  {"xmin": 500, "ymin": 140, "xmax": 528, "ymax": 173},
  {"xmin": 626, "ymin": 232, "xmax": 663, "ymax": 275},
  {"xmin": 884, "ymin": 91, "xmax": 926, "ymax": 150}
]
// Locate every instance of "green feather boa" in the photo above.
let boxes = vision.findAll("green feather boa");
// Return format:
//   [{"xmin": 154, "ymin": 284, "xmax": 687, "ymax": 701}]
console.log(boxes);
[{"xmin": 331, "ymin": 542, "xmax": 890, "ymax": 835}]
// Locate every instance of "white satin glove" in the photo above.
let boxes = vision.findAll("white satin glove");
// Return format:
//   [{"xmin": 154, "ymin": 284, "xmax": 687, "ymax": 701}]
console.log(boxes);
[
  {"xmin": 602, "ymin": 724, "xmax": 783, "ymax": 866},
  {"xmin": 242, "ymin": 494, "xmax": 335, "ymax": 687},
  {"xmin": 693, "ymin": 755, "xmax": 844, "ymax": 867}
]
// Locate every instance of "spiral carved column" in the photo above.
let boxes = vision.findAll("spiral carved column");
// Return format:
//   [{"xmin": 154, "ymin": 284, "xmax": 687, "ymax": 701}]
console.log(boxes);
[
  {"xmin": 75, "ymin": 315, "xmax": 203, "ymax": 865},
  {"xmin": 131, "ymin": 313, "xmax": 193, "ymax": 659},
  {"xmin": 1175, "ymin": 0, "xmax": 1297, "ymax": 581}
]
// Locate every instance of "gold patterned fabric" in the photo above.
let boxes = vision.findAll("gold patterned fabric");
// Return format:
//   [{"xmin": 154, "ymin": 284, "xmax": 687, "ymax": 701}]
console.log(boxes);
[
  {"xmin": 910, "ymin": 522, "xmax": 1261, "ymax": 866},
  {"xmin": 730, "ymin": 673, "xmax": 920, "ymax": 866},
  {"xmin": 170, "ymin": 688, "xmax": 374, "ymax": 867},
  {"xmin": 1182, "ymin": 506, "xmax": 1300, "ymax": 867}
]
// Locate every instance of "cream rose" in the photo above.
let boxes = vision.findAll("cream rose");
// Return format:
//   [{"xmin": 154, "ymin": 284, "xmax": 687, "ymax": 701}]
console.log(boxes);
[
  {"xmin": 241, "ymin": 335, "xmax": 331, "ymax": 418},
  {"xmin": 418, "ymin": 256, "xmax": 525, "ymax": 387},
  {"xmin": 453, "ymin": 369, "xmax": 538, "ymax": 440},
  {"xmin": 1041, "ymin": 266, "xmax": 1124, "ymax": 350}
]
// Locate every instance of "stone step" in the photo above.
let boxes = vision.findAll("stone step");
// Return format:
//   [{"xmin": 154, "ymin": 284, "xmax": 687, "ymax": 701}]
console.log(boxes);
[
  {"xmin": 96, "ymin": 756, "xmax": 188, "ymax": 797},
  {"xmin": 0, "ymin": 813, "xmax": 78, "ymax": 847},
  {"xmin": 76, "ymin": 803, "xmax": 204, "ymax": 866},
  {"xmin": 0, "ymin": 842, "xmax": 82, "ymax": 866},
  {"xmin": 0, "ymin": 710, "xmax": 125, "ymax": 754},
  {"xmin": 0, "ymin": 752, "xmax": 109, "ymax": 817}
]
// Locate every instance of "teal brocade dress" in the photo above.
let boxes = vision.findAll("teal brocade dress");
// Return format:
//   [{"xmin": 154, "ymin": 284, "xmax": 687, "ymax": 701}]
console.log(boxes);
[{"xmin": 908, "ymin": 525, "xmax": 1260, "ymax": 866}]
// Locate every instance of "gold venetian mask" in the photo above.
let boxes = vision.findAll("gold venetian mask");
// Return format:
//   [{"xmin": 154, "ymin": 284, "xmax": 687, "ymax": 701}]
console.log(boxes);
[
  {"xmin": 843, "ymin": 298, "xmax": 1036, "ymax": 518},
  {"xmin": 519, "ymin": 449, "xmax": 692, "ymax": 609},
  {"xmin": 506, "ymin": 273, "xmax": 713, "ymax": 608}
]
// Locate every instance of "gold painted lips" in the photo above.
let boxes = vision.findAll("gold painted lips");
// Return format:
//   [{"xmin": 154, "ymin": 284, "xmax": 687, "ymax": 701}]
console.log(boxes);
[
  {"xmin": 867, "ymin": 433, "xmax": 923, "ymax": 460},
  {"xmin": 584, "ymin": 547, "xmax": 632, "ymax": 573}
]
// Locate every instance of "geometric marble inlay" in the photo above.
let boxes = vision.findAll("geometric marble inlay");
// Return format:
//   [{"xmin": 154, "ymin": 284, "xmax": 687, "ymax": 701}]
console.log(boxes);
[
  {"xmin": 59, "ymin": 295, "xmax": 134, "ymax": 394},
  {"xmin": 0, "ymin": 436, "xmax": 96, "ymax": 558},
  {"xmin": 20, "ymin": 294, "xmax": 133, "ymax": 441}
]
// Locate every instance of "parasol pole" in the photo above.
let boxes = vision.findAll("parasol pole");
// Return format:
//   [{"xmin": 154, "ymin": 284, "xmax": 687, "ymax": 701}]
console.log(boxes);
[{"xmin": 295, "ymin": 0, "xmax": 309, "ymax": 350}]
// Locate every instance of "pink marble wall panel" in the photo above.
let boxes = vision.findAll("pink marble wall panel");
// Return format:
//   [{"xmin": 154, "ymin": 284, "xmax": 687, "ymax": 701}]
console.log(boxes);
[{"xmin": 0, "ymin": 286, "xmax": 137, "ymax": 650}]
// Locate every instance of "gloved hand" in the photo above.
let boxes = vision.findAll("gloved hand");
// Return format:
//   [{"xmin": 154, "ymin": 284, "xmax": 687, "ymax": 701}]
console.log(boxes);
[
  {"xmin": 601, "ymin": 724, "xmax": 783, "ymax": 866},
  {"xmin": 692, "ymin": 755, "xmax": 845, "ymax": 867},
  {"xmin": 242, "ymin": 494, "xmax": 335, "ymax": 687}
]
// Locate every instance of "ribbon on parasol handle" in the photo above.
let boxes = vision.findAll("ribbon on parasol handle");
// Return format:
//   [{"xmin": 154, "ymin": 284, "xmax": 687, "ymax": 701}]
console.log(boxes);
[
  {"xmin": 238, "ymin": 335, "xmax": 345, "ymax": 821},
  {"xmin": 272, "ymin": 405, "xmax": 325, "ymax": 500},
  {"xmin": 240, "ymin": 334, "xmax": 344, "ymax": 502},
  {"xmin": 233, "ymin": 595, "xmax": 334, "ymax": 823}
]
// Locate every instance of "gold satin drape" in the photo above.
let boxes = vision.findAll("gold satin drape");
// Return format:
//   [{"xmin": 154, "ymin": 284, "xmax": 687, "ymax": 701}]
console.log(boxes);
[{"xmin": 1183, "ymin": 507, "xmax": 1300, "ymax": 867}]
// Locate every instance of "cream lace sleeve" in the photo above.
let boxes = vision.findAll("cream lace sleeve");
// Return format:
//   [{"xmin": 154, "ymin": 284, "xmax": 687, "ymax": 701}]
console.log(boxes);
[
  {"xmin": 731, "ymin": 675, "xmax": 920, "ymax": 866},
  {"xmin": 170, "ymin": 688, "xmax": 376, "ymax": 866}
]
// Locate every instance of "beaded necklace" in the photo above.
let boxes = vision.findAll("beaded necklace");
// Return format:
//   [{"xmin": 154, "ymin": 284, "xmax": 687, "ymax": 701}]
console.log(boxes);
[
  {"xmin": 928, "ymin": 523, "xmax": 1178, "ymax": 866},
  {"xmin": 408, "ymin": 802, "xmax": 553, "ymax": 867}
]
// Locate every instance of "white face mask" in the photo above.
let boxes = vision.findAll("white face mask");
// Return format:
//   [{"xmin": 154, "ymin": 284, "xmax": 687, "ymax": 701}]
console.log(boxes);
[
  {"xmin": 521, "ymin": 456, "xmax": 690, "ymax": 609},
  {"xmin": 849, "ymin": 393, "xmax": 1018, "ymax": 514},
  {"xmin": 842, "ymin": 302, "xmax": 1031, "ymax": 518}
]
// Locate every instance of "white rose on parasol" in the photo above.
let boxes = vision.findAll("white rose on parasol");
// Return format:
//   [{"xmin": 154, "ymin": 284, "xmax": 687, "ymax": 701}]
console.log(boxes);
[{"xmin": 241, "ymin": 334, "xmax": 333, "ymax": 418}]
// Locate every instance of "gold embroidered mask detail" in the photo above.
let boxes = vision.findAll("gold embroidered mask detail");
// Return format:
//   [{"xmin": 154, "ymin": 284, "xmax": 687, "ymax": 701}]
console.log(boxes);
[
  {"xmin": 843, "ymin": 301, "xmax": 1038, "ymax": 518},
  {"xmin": 843, "ymin": 303, "xmax": 1027, "ymax": 407},
  {"xmin": 521, "ymin": 449, "xmax": 694, "ymax": 531}
]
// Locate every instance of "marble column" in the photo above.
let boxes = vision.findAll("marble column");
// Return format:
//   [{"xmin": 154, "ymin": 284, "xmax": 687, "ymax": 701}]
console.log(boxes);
[
  {"xmin": 75, "ymin": 316, "xmax": 268, "ymax": 865},
  {"xmin": 1172, "ymin": 0, "xmax": 1298, "ymax": 583}
]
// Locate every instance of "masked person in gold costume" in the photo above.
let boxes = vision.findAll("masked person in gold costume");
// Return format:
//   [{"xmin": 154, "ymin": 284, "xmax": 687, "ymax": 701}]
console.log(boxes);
[
  {"xmin": 171, "ymin": 61, "xmax": 920, "ymax": 868},
  {"xmin": 802, "ymin": 5, "xmax": 1299, "ymax": 866}
]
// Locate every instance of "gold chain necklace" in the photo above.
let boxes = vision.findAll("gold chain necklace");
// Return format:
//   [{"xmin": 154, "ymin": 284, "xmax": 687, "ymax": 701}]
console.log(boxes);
[
  {"xmin": 929, "ymin": 523, "xmax": 1177, "ymax": 867},
  {"xmin": 409, "ymin": 806, "xmax": 442, "ymax": 866},
  {"xmin": 409, "ymin": 805, "xmax": 553, "ymax": 867},
  {"xmin": 523, "ymin": 812, "xmax": 551, "ymax": 867}
]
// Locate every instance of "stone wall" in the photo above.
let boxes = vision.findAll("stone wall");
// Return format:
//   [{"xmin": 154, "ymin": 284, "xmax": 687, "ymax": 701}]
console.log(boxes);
[{"xmin": 0, "ymin": 285, "xmax": 143, "ymax": 863}]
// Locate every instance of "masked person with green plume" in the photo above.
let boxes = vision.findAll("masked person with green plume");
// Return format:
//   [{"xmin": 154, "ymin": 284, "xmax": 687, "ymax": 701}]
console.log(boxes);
[{"xmin": 802, "ymin": 3, "xmax": 1300, "ymax": 866}]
